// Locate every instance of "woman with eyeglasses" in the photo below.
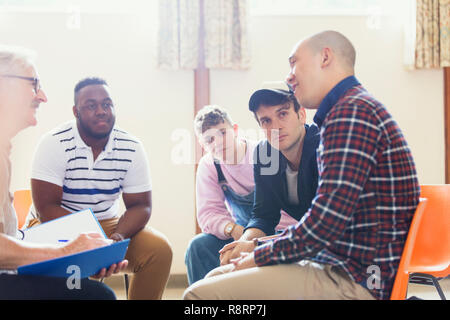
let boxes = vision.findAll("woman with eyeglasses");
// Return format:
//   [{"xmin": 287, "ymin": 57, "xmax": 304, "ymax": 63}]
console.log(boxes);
[{"xmin": 0, "ymin": 45, "xmax": 127, "ymax": 300}]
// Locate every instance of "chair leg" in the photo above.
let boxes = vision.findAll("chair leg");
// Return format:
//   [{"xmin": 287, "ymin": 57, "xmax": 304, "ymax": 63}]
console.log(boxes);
[
  {"xmin": 411, "ymin": 273, "xmax": 446, "ymax": 300},
  {"xmin": 124, "ymin": 274, "xmax": 129, "ymax": 299},
  {"xmin": 430, "ymin": 276, "xmax": 446, "ymax": 300}
]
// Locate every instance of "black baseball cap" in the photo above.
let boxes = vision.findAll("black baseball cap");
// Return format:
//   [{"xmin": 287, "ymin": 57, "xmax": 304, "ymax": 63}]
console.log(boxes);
[{"xmin": 248, "ymin": 82, "xmax": 294, "ymax": 112}]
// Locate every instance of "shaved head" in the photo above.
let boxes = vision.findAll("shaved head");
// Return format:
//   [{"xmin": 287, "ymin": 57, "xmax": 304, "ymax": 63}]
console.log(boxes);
[
  {"xmin": 305, "ymin": 30, "xmax": 356, "ymax": 71},
  {"xmin": 286, "ymin": 30, "xmax": 357, "ymax": 109}
]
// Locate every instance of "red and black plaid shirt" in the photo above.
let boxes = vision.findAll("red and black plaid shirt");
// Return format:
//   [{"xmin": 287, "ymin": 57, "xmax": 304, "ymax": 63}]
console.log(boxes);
[{"xmin": 254, "ymin": 76, "xmax": 420, "ymax": 300}]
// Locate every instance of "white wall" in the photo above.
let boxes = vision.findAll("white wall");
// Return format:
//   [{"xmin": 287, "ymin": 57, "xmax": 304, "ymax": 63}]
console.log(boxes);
[
  {"xmin": 211, "ymin": 14, "xmax": 445, "ymax": 185},
  {"xmin": 2, "ymin": 3, "xmax": 195, "ymax": 274},
  {"xmin": 1, "ymin": 5, "xmax": 444, "ymax": 275}
]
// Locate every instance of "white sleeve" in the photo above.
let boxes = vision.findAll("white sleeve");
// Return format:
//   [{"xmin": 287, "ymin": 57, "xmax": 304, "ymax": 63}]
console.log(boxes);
[
  {"xmin": 121, "ymin": 141, "xmax": 152, "ymax": 194},
  {"xmin": 31, "ymin": 133, "xmax": 66, "ymax": 187}
]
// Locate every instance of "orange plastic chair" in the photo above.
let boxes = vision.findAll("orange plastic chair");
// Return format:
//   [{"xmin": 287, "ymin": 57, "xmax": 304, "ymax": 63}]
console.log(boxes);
[
  {"xmin": 391, "ymin": 184, "xmax": 450, "ymax": 300},
  {"xmin": 12, "ymin": 189, "xmax": 32, "ymax": 229},
  {"xmin": 390, "ymin": 198, "xmax": 427, "ymax": 300}
]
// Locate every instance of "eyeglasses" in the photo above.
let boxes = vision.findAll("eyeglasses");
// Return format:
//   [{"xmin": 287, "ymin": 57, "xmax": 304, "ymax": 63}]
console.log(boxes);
[{"xmin": 1, "ymin": 74, "xmax": 41, "ymax": 93}]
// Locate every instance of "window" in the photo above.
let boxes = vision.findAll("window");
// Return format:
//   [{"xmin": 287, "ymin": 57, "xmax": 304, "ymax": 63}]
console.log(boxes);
[
  {"xmin": 0, "ymin": 0, "xmax": 146, "ymax": 13},
  {"xmin": 250, "ymin": 0, "xmax": 404, "ymax": 16}
]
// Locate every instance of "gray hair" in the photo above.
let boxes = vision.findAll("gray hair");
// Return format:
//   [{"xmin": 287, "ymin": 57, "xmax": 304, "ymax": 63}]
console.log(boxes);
[
  {"xmin": 194, "ymin": 105, "xmax": 234, "ymax": 135},
  {"xmin": 0, "ymin": 45, "xmax": 36, "ymax": 74}
]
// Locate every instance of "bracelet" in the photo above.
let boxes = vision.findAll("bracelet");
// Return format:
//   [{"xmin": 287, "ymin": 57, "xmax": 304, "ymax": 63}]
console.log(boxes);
[
  {"xmin": 229, "ymin": 223, "xmax": 236, "ymax": 235},
  {"xmin": 110, "ymin": 233, "xmax": 125, "ymax": 242},
  {"xmin": 225, "ymin": 223, "xmax": 236, "ymax": 237}
]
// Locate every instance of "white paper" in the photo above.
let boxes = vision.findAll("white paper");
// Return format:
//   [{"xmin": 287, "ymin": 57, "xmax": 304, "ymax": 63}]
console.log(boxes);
[{"xmin": 22, "ymin": 209, "xmax": 106, "ymax": 244}]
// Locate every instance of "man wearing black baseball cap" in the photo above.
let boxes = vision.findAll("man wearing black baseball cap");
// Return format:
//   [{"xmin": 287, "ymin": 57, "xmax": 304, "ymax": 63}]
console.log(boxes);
[{"xmin": 218, "ymin": 82, "xmax": 320, "ymax": 265}]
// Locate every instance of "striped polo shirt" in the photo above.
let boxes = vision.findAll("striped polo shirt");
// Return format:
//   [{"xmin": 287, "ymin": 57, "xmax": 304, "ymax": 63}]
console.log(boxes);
[{"xmin": 31, "ymin": 120, "xmax": 152, "ymax": 220}]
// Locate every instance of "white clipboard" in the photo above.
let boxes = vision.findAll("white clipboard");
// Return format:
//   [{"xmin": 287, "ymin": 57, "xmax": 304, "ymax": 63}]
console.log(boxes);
[{"xmin": 22, "ymin": 208, "xmax": 106, "ymax": 243}]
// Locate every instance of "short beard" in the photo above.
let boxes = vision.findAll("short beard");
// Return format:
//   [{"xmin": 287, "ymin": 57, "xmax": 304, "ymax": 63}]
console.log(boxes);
[{"xmin": 78, "ymin": 117, "xmax": 115, "ymax": 139}]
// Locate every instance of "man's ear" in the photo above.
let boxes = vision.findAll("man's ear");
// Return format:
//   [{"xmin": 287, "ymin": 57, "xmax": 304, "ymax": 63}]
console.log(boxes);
[
  {"xmin": 233, "ymin": 124, "xmax": 239, "ymax": 134},
  {"xmin": 73, "ymin": 105, "xmax": 79, "ymax": 118},
  {"xmin": 321, "ymin": 47, "xmax": 333, "ymax": 68},
  {"xmin": 298, "ymin": 107, "xmax": 307, "ymax": 123},
  {"xmin": 294, "ymin": 104, "xmax": 306, "ymax": 121}
]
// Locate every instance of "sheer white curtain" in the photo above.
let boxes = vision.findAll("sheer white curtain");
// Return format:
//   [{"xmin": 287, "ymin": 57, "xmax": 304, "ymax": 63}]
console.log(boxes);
[
  {"xmin": 203, "ymin": 0, "xmax": 250, "ymax": 69},
  {"xmin": 157, "ymin": 0, "xmax": 200, "ymax": 69},
  {"xmin": 403, "ymin": 0, "xmax": 417, "ymax": 70},
  {"xmin": 157, "ymin": 0, "xmax": 250, "ymax": 70}
]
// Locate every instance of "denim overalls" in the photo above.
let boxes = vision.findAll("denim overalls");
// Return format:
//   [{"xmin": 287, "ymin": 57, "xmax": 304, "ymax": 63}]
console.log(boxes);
[{"xmin": 184, "ymin": 161, "xmax": 254, "ymax": 284}]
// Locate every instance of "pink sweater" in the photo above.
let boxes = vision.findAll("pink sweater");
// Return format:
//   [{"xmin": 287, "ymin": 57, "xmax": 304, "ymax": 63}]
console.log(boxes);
[{"xmin": 196, "ymin": 139, "xmax": 298, "ymax": 240}]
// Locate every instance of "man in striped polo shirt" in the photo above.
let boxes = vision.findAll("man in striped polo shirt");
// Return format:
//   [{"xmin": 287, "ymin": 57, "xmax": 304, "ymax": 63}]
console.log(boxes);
[
  {"xmin": 183, "ymin": 31, "xmax": 420, "ymax": 300},
  {"xmin": 31, "ymin": 77, "xmax": 172, "ymax": 300}
]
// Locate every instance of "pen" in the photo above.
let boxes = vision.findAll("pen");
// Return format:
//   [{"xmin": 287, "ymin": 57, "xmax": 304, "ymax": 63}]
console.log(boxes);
[{"xmin": 58, "ymin": 240, "xmax": 70, "ymax": 243}]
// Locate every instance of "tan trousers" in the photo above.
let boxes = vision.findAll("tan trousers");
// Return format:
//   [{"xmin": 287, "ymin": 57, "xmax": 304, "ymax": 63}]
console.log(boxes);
[
  {"xmin": 183, "ymin": 260, "xmax": 375, "ymax": 300},
  {"xmin": 100, "ymin": 218, "xmax": 172, "ymax": 300}
]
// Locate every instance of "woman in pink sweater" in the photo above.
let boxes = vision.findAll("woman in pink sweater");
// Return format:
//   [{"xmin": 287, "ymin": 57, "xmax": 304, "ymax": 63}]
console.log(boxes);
[{"xmin": 185, "ymin": 105, "xmax": 296, "ymax": 284}]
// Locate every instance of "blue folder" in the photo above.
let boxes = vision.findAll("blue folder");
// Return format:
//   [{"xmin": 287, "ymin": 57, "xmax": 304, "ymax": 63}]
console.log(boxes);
[{"xmin": 17, "ymin": 239, "xmax": 130, "ymax": 278}]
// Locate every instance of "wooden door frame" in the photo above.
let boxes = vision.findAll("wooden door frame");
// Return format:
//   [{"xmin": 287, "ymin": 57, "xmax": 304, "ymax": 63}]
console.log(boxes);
[{"xmin": 194, "ymin": 0, "xmax": 209, "ymax": 234}]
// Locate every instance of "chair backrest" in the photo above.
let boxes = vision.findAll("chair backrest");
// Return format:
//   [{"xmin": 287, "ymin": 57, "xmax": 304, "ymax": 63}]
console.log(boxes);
[
  {"xmin": 12, "ymin": 189, "xmax": 32, "ymax": 229},
  {"xmin": 391, "ymin": 184, "xmax": 450, "ymax": 299},
  {"xmin": 390, "ymin": 198, "xmax": 427, "ymax": 300},
  {"xmin": 412, "ymin": 185, "xmax": 450, "ymax": 276}
]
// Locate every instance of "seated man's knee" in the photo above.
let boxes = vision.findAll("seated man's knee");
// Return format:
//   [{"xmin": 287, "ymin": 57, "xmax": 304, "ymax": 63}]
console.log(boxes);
[
  {"xmin": 153, "ymin": 232, "xmax": 173, "ymax": 265},
  {"xmin": 205, "ymin": 263, "xmax": 234, "ymax": 279},
  {"xmin": 183, "ymin": 282, "xmax": 206, "ymax": 300},
  {"xmin": 186, "ymin": 234, "xmax": 207, "ymax": 258},
  {"xmin": 132, "ymin": 228, "xmax": 173, "ymax": 267},
  {"xmin": 185, "ymin": 233, "xmax": 219, "ymax": 262}
]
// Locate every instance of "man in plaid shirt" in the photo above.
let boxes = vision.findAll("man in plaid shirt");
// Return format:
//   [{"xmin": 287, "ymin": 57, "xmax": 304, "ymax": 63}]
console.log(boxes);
[{"xmin": 183, "ymin": 31, "xmax": 420, "ymax": 300}]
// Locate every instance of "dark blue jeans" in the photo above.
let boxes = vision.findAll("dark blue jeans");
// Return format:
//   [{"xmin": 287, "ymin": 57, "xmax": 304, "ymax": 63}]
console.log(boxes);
[
  {"xmin": 0, "ymin": 273, "xmax": 116, "ymax": 300},
  {"xmin": 185, "ymin": 233, "xmax": 233, "ymax": 285},
  {"xmin": 185, "ymin": 184, "xmax": 255, "ymax": 285}
]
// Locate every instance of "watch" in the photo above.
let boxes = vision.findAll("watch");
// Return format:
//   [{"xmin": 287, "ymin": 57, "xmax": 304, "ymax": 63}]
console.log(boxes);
[{"xmin": 225, "ymin": 223, "xmax": 236, "ymax": 237}]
